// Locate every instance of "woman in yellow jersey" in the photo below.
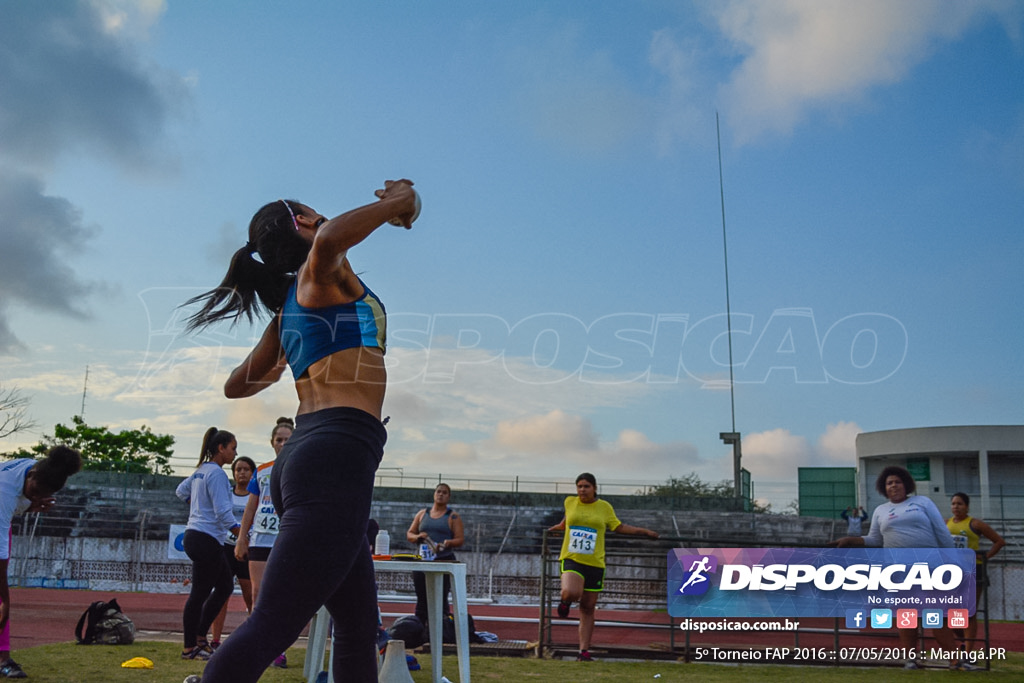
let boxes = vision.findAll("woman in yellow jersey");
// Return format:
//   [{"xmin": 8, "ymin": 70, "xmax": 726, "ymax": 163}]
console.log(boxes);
[
  {"xmin": 947, "ymin": 492, "xmax": 1005, "ymax": 650},
  {"xmin": 547, "ymin": 473, "xmax": 659, "ymax": 661}
]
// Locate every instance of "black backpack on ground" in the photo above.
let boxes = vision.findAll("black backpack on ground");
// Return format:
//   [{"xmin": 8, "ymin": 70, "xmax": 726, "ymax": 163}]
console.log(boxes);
[
  {"xmin": 75, "ymin": 599, "xmax": 136, "ymax": 645},
  {"xmin": 387, "ymin": 614, "xmax": 427, "ymax": 649},
  {"xmin": 442, "ymin": 613, "xmax": 484, "ymax": 644}
]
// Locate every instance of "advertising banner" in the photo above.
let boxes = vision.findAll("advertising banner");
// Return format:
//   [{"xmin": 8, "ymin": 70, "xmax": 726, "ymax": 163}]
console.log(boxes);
[{"xmin": 668, "ymin": 547, "xmax": 976, "ymax": 618}]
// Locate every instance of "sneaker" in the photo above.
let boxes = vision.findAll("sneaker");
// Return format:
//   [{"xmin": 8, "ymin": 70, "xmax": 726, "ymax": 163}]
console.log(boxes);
[
  {"xmin": 557, "ymin": 601, "xmax": 570, "ymax": 618},
  {"xmin": 903, "ymin": 660, "xmax": 922, "ymax": 670},
  {"xmin": 0, "ymin": 659, "xmax": 27, "ymax": 679},
  {"xmin": 406, "ymin": 654, "xmax": 421, "ymax": 671},
  {"xmin": 183, "ymin": 677, "xmax": 202, "ymax": 683},
  {"xmin": 209, "ymin": 640, "xmax": 220, "ymax": 650},
  {"xmin": 182, "ymin": 646, "xmax": 212, "ymax": 661},
  {"xmin": 273, "ymin": 653, "xmax": 288, "ymax": 668},
  {"xmin": 576, "ymin": 650, "xmax": 593, "ymax": 662}
]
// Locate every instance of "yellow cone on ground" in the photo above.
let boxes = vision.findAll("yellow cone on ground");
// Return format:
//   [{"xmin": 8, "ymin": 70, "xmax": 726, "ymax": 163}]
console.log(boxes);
[{"xmin": 121, "ymin": 656, "xmax": 154, "ymax": 668}]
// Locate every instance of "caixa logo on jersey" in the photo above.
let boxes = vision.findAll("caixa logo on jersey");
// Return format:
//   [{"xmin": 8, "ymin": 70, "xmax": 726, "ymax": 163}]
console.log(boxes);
[{"xmin": 666, "ymin": 547, "xmax": 977, "ymax": 618}]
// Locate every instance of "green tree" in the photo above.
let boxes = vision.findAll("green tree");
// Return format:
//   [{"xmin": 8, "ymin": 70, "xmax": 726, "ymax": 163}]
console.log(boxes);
[
  {"xmin": 642, "ymin": 472, "xmax": 736, "ymax": 498},
  {"xmin": 642, "ymin": 472, "xmax": 773, "ymax": 513},
  {"xmin": 2, "ymin": 415, "xmax": 175, "ymax": 475}
]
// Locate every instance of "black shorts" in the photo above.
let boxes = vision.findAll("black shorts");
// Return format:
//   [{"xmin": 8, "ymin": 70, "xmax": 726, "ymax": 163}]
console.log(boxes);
[
  {"xmin": 223, "ymin": 543, "xmax": 250, "ymax": 581},
  {"xmin": 248, "ymin": 545, "xmax": 272, "ymax": 562},
  {"xmin": 561, "ymin": 558, "xmax": 605, "ymax": 591}
]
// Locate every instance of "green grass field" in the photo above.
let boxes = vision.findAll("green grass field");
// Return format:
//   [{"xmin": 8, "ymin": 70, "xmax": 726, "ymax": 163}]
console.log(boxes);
[{"xmin": 11, "ymin": 642, "xmax": 1024, "ymax": 682}]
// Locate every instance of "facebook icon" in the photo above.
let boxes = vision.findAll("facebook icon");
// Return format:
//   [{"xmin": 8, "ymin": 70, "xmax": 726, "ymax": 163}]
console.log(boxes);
[{"xmin": 845, "ymin": 609, "xmax": 866, "ymax": 629}]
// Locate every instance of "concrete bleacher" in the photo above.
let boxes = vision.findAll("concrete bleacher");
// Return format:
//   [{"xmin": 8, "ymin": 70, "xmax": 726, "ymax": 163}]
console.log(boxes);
[{"xmin": 15, "ymin": 473, "xmax": 1023, "ymax": 617}]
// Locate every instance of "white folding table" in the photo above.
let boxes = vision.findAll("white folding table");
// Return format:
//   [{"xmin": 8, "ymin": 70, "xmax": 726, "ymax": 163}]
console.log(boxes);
[{"xmin": 304, "ymin": 559, "xmax": 471, "ymax": 683}]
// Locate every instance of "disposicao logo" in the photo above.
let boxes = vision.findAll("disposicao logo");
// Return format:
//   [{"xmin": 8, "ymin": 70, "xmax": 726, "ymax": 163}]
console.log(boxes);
[
  {"xmin": 677, "ymin": 555, "xmax": 717, "ymax": 596},
  {"xmin": 667, "ymin": 548, "xmax": 976, "ymax": 618}
]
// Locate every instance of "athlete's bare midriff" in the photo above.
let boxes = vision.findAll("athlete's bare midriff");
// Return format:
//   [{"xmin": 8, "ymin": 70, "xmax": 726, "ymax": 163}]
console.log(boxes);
[{"xmin": 293, "ymin": 346, "xmax": 386, "ymax": 419}]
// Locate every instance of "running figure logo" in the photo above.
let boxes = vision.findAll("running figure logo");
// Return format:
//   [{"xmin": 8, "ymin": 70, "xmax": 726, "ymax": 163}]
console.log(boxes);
[{"xmin": 677, "ymin": 555, "xmax": 717, "ymax": 596}]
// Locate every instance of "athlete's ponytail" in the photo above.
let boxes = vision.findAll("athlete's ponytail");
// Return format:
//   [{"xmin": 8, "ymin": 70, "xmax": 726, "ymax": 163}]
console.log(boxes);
[
  {"xmin": 183, "ymin": 200, "xmax": 312, "ymax": 331},
  {"xmin": 198, "ymin": 427, "xmax": 236, "ymax": 467}
]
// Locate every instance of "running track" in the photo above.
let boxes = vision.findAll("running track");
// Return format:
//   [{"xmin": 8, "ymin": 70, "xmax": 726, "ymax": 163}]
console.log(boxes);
[{"xmin": 13, "ymin": 588, "xmax": 1024, "ymax": 657}]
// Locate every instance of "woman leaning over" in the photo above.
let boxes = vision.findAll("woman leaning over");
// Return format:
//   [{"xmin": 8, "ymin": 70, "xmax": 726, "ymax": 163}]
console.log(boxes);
[
  {"xmin": 182, "ymin": 179, "xmax": 418, "ymax": 683},
  {"xmin": 175, "ymin": 428, "xmax": 241, "ymax": 660},
  {"xmin": 0, "ymin": 446, "xmax": 82, "ymax": 679}
]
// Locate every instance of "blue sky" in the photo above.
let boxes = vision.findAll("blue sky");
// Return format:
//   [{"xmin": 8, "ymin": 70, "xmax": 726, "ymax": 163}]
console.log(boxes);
[{"xmin": 1, "ymin": 0, "xmax": 1022, "ymax": 510}]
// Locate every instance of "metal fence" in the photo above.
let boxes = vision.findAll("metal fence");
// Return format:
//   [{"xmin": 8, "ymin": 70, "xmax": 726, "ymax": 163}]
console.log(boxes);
[{"xmin": 10, "ymin": 478, "xmax": 1024, "ymax": 625}]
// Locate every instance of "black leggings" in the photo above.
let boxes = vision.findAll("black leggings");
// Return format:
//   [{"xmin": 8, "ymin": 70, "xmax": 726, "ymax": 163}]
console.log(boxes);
[
  {"xmin": 200, "ymin": 407, "xmax": 386, "ymax": 683},
  {"xmin": 182, "ymin": 529, "xmax": 233, "ymax": 648},
  {"xmin": 413, "ymin": 564, "xmax": 454, "ymax": 624}
]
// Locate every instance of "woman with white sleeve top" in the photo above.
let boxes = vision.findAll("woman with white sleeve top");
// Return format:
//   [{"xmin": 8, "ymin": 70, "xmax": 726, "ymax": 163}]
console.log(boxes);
[
  {"xmin": 830, "ymin": 466, "xmax": 962, "ymax": 669},
  {"xmin": 176, "ymin": 428, "xmax": 240, "ymax": 660}
]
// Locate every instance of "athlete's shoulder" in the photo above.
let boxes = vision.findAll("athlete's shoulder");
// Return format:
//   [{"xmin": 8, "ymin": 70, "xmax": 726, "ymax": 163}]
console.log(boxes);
[{"xmin": 0, "ymin": 458, "xmax": 34, "ymax": 479}]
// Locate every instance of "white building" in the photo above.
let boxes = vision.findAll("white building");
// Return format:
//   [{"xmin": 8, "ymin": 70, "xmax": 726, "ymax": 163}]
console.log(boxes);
[
  {"xmin": 855, "ymin": 425, "xmax": 1024, "ymax": 521},
  {"xmin": 856, "ymin": 426, "xmax": 1024, "ymax": 620}
]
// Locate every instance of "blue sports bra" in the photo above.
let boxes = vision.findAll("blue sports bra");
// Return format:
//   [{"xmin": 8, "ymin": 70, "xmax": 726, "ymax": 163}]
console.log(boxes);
[{"xmin": 279, "ymin": 278, "xmax": 387, "ymax": 380}]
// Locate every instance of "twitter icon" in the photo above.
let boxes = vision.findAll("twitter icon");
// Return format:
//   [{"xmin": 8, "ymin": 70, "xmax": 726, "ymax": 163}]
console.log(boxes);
[{"xmin": 870, "ymin": 609, "xmax": 892, "ymax": 629}]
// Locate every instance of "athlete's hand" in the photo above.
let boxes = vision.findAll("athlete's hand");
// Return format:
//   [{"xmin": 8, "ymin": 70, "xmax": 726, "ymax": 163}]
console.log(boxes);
[
  {"xmin": 375, "ymin": 179, "xmax": 417, "ymax": 229},
  {"xmin": 26, "ymin": 496, "xmax": 56, "ymax": 513}
]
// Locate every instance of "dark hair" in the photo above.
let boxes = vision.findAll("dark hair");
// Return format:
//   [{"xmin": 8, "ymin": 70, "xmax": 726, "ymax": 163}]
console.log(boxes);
[
  {"xmin": 232, "ymin": 456, "xmax": 256, "ymax": 474},
  {"xmin": 875, "ymin": 465, "xmax": 916, "ymax": 497},
  {"xmin": 198, "ymin": 427, "xmax": 236, "ymax": 466},
  {"xmin": 952, "ymin": 492, "xmax": 970, "ymax": 508},
  {"xmin": 576, "ymin": 472, "xmax": 597, "ymax": 487},
  {"xmin": 435, "ymin": 482, "xmax": 451, "ymax": 494},
  {"xmin": 31, "ymin": 445, "xmax": 83, "ymax": 493},
  {"xmin": 271, "ymin": 416, "xmax": 295, "ymax": 441},
  {"xmin": 183, "ymin": 200, "xmax": 312, "ymax": 331}
]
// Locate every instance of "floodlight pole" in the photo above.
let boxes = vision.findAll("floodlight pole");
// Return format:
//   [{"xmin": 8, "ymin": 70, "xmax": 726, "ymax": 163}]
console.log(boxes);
[{"xmin": 716, "ymin": 112, "xmax": 742, "ymax": 498}]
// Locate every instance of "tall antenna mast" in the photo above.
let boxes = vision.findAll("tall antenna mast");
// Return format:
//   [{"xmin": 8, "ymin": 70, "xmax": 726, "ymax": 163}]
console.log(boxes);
[
  {"xmin": 80, "ymin": 365, "xmax": 89, "ymax": 418},
  {"xmin": 716, "ymin": 112, "xmax": 743, "ymax": 499}
]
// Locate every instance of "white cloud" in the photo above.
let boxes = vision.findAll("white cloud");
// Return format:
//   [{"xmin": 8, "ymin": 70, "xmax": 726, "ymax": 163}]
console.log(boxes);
[
  {"xmin": 742, "ymin": 421, "xmax": 861, "ymax": 480},
  {"xmin": 493, "ymin": 410, "xmax": 599, "ymax": 451},
  {"xmin": 742, "ymin": 427, "xmax": 812, "ymax": 478},
  {"xmin": 386, "ymin": 409, "xmax": 704, "ymax": 489},
  {"xmin": 708, "ymin": 0, "xmax": 1019, "ymax": 141},
  {"xmin": 816, "ymin": 420, "xmax": 860, "ymax": 464},
  {"xmin": 90, "ymin": 0, "xmax": 166, "ymax": 38}
]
